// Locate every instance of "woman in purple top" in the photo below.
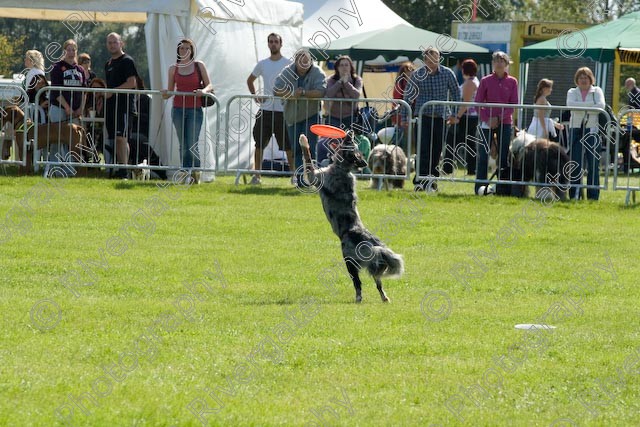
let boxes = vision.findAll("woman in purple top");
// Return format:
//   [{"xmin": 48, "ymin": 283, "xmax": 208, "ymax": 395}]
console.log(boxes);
[
  {"xmin": 474, "ymin": 51, "xmax": 519, "ymax": 195},
  {"xmin": 325, "ymin": 55, "xmax": 362, "ymax": 130},
  {"xmin": 49, "ymin": 39, "xmax": 86, "ymax": 123}
]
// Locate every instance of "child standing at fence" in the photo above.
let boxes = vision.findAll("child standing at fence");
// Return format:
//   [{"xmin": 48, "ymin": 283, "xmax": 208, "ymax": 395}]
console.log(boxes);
[{"xmin": 527, "ymin": 79, "xmax": 564, "ymax": 139}]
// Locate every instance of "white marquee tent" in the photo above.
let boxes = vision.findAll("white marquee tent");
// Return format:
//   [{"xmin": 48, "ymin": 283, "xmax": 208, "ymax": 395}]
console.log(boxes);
[
  {"xmin": 298, "ymin": 0, "xmax": 416, "ymax": 67},
  {"xmin": 297, "ymin": 0, "xmax": 412, "ymax": 46},
  {"xmin": 0, "ymin": 0, "xmax": 304, "ymax": 175}
]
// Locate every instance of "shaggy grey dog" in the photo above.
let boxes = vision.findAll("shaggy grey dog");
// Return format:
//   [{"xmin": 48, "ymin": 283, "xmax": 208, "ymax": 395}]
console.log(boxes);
[
  {"xmin": 509, "ymin": 133, "xmax": 570, "ymax": 200},
  {"xmin": 368, "ymin": 144, "xmax": 408, "ymax": 190},
  {"xmin": 299, "ymin": 131, "xmax": 404, "ymax": 303}
]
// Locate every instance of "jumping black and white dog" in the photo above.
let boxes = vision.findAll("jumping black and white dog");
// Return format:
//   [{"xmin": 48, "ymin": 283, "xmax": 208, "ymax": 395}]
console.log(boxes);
[
  {"xmin": 509, "ymin": 131, "xmax": 570, "ymax": 199},
  {"xmin": 299, "ymin": 131, "xmax": 404, "ymax": 303}
]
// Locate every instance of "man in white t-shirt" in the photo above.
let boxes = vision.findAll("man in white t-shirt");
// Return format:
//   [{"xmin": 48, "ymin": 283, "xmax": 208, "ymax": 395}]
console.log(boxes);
[{"xmin": 246, "ymin": 33, "xmax": 293, "ymax": 185}]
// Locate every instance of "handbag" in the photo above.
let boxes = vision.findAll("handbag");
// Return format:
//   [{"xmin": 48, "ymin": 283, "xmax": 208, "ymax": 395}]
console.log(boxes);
[
  {"xmin": 353, "ymin": 85, "xmax": 377, "ymax": 135},
  {"xmin": 194, "ymin": 62, "xmax": 215, "ymax": 108}
]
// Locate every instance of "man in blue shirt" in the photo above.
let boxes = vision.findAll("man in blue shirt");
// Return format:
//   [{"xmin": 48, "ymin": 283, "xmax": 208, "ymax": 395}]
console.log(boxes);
[{"xmin": 402, "ymin": 48, "xmax": 459, "ymax": 191}]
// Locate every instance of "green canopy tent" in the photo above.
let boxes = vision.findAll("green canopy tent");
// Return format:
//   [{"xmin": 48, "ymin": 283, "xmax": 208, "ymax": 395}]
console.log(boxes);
[
  {"xmin": 520, "ymin": 11, "xmax": 640, "ymax": 111},
  {"xmin": 307, "ymin": 23, "xmax": 491, "ymax": 75}
]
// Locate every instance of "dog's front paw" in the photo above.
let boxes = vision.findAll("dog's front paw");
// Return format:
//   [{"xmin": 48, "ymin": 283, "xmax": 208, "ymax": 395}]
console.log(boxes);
[
  {"xmin": 298, "ymin": 134, "xmax": 309, "ymax": 149},
  {"xmin": 381, "ymin": 296, "xmax": 390, "ymax": 303},
  {"xmin": 355, "ymin": 295, "xmax": 362, "ymax": 303}
]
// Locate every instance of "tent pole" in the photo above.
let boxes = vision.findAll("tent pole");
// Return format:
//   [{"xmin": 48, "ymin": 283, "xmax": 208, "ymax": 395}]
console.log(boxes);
[
  {"xmin": 184, "ymin": 6, "xmax": 191, "ymax": 38},
  {"xmin": 613, "ymin": 49, "xmax": 621, "ymax": 114}
]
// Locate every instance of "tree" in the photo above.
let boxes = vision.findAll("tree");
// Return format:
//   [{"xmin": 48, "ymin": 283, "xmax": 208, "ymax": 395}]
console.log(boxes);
[
  {"xmin": 0, "ymin": 34, "xmax": 24, "ymax": 77},
  {"xmin": 381, "ymin": 0, "xmax": 640, "ymax": 34},
  {"xmin": 0, "ymin": 18, "xmax": 149, "ymax": 86}
]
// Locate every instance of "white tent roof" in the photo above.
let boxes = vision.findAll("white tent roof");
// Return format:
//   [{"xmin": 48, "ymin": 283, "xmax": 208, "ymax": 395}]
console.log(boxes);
[{"xmin": 297, "ymin": 0, "xmax": 412, "ymax": 44}]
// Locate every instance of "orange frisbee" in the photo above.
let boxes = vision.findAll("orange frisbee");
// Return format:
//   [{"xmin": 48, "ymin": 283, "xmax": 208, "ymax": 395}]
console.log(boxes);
[{"xmin": 310, "ymin": 124, "xmax": 347, "ymax": 139}]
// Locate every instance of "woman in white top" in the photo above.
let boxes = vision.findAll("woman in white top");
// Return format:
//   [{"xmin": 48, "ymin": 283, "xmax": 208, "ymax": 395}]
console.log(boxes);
[
  {"xmin": 566, "ymin": 67, "xmax": 605, "ymax": 200},
  {"xmin": 24, "ymin": 50, "xmax": 45, "ymax": 100},
  {"xmin": 446, "ymin": 59, "xmax": 479, "ymax": 175},
  {"xmin": 23, "ymin": 50, "xmax": 47, "ymax": 124},
  {"xmin": 527, "ymin": 79, "xmax": 564, "ymax": 139}
]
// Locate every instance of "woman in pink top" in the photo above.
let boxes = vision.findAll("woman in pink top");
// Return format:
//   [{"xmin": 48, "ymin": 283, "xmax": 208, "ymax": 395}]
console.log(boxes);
[
  {"xmin": 163, "ymin": 39, "xmax": 213, "ymax": 174},
  {"xmin": 474, "ymin": 51, "xmax": 519, "ymax": 195}
]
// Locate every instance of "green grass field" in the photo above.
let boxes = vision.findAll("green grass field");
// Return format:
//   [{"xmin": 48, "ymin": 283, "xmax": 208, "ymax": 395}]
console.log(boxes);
[{"xmin": 1, "ymin": 174, "xmax": 639, "ymax": 426}]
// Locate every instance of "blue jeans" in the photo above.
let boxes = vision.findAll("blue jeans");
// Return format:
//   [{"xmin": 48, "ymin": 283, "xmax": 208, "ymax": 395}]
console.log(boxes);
[
  {"xmin": 476, "ymin": 125, "xmax": 512, "ymax": 194},
  {"xmin": 48, "ymin": 105, "xmax": 69, "ymax": 123},
  {"xmin": 569, "ymin": 128, "xmax": 600, "ymax": 200},
  {"xmin": 172, "ymin": 107, "xmax": 204, "ymax": 168},
  {"xmin": 287, "ymin": 113, "xmax": 319, "ymax": 176}
]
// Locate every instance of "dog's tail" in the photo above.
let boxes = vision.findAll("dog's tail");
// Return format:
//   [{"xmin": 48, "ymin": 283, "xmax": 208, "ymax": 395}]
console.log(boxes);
[{"xmin": 367, "ymin": 246, "xmax": 404, "ymax": 279}]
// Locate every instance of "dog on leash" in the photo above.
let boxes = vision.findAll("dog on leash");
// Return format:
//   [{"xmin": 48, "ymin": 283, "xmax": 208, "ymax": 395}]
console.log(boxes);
[
  {"xmin": 299, "ymin": 131, "xmax": 404, "ymax": 303},
  {"xmin": 509, "ymin": 131, "xmax": 569, "ymax": 199},
  {"xmin": 131, "ymin": 159, "xmax": 151, "ymax": 181},
  {"xmin": 3, "ymin": 105, "xmax": 87, "ymax": 172},
  {"xmin": 368, "ymin": 144, "xmax": 408, "ymax": 190}
]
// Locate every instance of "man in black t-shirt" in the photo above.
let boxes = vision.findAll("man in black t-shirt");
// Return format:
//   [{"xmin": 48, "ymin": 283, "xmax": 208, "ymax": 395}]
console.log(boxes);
[{"xmin": 105, "ymin": 32, "xmax": 138, "ymax": 176}]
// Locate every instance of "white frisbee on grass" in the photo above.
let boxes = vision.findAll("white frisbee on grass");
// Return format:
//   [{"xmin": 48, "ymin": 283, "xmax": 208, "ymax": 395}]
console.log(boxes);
[
  {"xmin": 514, "ymin": 324, "xmax": 557, "ymax": 330},
  {"xmin": 477, "ymin": 185, "xmax": 495, "ymax": 195}
]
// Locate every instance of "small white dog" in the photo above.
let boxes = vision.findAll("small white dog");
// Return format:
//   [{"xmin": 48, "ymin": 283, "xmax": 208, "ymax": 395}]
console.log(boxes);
[{"xmin": 132, "ymin": 159, "xmax": 150, "ymax": 181}]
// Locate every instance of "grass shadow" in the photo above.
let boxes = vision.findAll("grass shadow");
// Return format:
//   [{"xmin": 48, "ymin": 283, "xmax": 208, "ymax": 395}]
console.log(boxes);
[
  {"xmin": 113, "ymin": 181, "xmax": 158, "ymax": 190},
  {"xmin": 228, "ymin": 186, "xmax": 307, "ymax": 197},
  {"xmin": 240, "ymin": 298, "xmax": 301, "ymax": 306}
]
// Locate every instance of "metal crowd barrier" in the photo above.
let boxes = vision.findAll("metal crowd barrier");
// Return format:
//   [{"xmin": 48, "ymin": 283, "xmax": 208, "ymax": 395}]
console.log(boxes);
[
  {"xmin": 0, "ymin": 84, "xmax": 30, "ymax": 167},
  {"xmin": 613, "ymin": 108, "xmax": 640, "ymax": 205},
  {"xmin": 225, "ymin": 95, "xmax": 414, "ymax": 186},
  {"xmin": 30, "ymin": 86, "xmax": 220, "ymax": 178},
  {"xmin": 417, "ymin": 101, "xmax": 613, "ymax": 196}
]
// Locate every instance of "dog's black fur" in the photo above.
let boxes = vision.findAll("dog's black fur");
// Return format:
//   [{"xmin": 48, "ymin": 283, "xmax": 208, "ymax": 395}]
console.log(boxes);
[
  {"xmin": 510, "ymin": 138, "xmax": 570, "ymax": 199},
  {"xmin": 300, "ymin": 132, "xmax": 404, "ymax": 302}
]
